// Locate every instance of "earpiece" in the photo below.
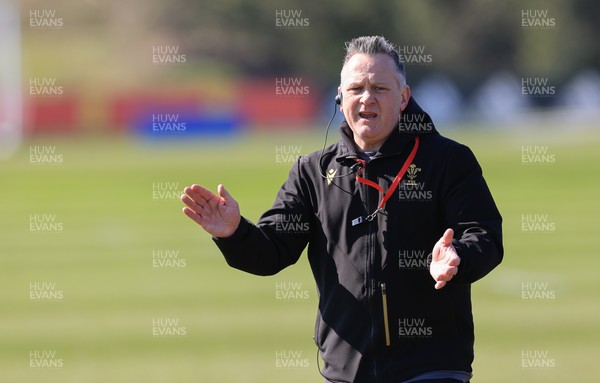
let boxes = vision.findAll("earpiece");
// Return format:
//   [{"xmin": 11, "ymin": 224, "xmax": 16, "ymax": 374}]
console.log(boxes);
[{"xmin": 317, "ymin": 92, "xmax": 359, "ymax": 184}]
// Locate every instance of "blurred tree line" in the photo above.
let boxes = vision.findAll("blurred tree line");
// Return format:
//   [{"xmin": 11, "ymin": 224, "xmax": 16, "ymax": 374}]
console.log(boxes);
[
  {"xmin": 153, "ymin": 0, "xmax": 599, "ymax": 94},
  {"xmin": 20, "ymin": 0, "xmax": 600, "ymax": 99}
]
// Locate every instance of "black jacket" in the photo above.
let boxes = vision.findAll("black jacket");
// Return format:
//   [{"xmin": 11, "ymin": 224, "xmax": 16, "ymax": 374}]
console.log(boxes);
[{"xmin": 214, "ymin": 97, "xmax": 503, "ymax": 383}]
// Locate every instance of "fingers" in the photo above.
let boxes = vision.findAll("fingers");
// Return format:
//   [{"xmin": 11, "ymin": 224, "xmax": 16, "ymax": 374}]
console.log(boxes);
[
  {"xmin": 432, "ymin": 264, "xmax": 458, "ymax": 290},
  {"xmin": 182, "ymin": 206, "xmax": 204, "ymax": 227},
  {"xmin": 430, "ymin": 246, "xmax": 460, "ymax": 290},
  {"xmin": 217, "ymin": 184, "xmax": 233, "ymax": 204},
  {"xmin": 182, "ymin": 183, "xmax": 225, "ymax": 209},
  {"xmin": 432, "ymin": 228, "xmax": 455, "ymax": 261},
  {"xmin": 436, "ymin": 263, "xmax": 459, "ymax": 279},
  {"xmin": 182, "ymin": 186, "xmax": 206, "ymax": 208},
  {"xmin": 445, "ymin": 264, "xmax": 459, "ymax": 278},
  {"xmin": 181, "ymin": 183, "xmax": 220, "ymax": 217},
  {"xmin": 181, "ymin": 193, "xmax": 203, "ymax": 215},
  {"xmin": 441, "ymin": 228, "xmax": 454, "ymax": 246},
  {"xmin": 448, "ymin": 254, "xmax": 461, "ymax": 267},
  {"xmin": 190, "ymin": 184, "xmax": 218, "ymax": 201}
]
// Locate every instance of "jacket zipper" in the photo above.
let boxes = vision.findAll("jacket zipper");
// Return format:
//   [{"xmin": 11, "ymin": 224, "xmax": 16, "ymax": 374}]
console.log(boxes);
[
  {"xmin": 362, "ymin": 165, "xmax": 381, "ymax": 382},
  {"xmin": 380, "ymin": 282, "xmax": 391, "ymax": 347}
]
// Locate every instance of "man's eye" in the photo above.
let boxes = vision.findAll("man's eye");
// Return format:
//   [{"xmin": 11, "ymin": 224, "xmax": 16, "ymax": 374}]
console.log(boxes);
[{"xmin": 374, "ymin": 86, "xmax": 387, "ymax": 91}]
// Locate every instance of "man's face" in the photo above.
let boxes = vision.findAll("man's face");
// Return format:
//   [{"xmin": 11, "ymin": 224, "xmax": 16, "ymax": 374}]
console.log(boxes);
[{"xmin": 339, "ymin": 53, "xmax": 411, "ymax": 151}]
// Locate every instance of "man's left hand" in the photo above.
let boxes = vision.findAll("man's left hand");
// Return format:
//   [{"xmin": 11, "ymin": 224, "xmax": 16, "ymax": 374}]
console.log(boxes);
[{"xmin": 430, "ymin": 228, "xmax": 460, "ymax": 290}]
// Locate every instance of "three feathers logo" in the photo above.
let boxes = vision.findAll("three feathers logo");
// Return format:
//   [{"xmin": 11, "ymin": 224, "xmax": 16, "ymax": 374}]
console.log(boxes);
[
  {"xmin": 405, "ymin": 164, "xmax": 421, "ymax": 186},
  {"xmin": 326, "ymin": 164, "xmax": 422, "ymax": 186}
]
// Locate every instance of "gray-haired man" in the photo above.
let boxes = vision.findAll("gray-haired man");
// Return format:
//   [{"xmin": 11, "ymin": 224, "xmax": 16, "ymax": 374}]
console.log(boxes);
[{"xmin": 182, "ymin": 36, "xmax": 503, "ymax": 382}]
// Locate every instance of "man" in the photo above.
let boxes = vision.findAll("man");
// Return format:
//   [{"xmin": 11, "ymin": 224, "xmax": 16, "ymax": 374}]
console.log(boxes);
[{"xmin": 181, "ymin": 36, "xmax": 503, "ymax": 383}]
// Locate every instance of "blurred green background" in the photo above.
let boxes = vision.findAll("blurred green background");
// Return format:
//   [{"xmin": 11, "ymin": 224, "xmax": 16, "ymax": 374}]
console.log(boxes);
[
  {"xmin": 1, "ymin": 129, "xmax": 599, "ymax": 382},
  {"xmin": 2, "ymin": 0, "xmax": 600, "ymax": 382}
]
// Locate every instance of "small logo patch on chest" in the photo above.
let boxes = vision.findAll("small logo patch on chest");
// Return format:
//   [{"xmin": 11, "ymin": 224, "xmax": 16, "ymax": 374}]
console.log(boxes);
[{"xmin": 326, "ymin": 168, "xmax": 337, "ymax": 185}]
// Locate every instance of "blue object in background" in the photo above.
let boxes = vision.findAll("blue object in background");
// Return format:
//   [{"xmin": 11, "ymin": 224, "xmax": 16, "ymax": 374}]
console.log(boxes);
[{"xmin": 134, "ymin": 108, "xmax": 241, "ymax": 139}]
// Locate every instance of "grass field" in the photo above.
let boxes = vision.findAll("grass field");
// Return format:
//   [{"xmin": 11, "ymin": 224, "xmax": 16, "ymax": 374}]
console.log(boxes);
[{"xmin": 1, "ymin": 127, "xmax": 599, "ymax": 382}]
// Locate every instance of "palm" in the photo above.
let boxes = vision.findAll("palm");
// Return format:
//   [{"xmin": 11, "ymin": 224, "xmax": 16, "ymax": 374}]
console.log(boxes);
[
  {"xmin": 430, "ymin": 228, "xmax": 460, "ymax": 289},
  {"xmin": 432, "ymin": 244, "xmax": 454, "ymax": 265},
  {"xmin": 181, "ymin": 184, "xmax": 241, "ymax": 238}
]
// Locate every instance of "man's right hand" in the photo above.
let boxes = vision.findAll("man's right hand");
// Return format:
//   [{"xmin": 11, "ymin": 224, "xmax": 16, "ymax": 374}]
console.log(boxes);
[{"xmin": 181, "ymin": 184, "xmax": 241, "ymax": 238}]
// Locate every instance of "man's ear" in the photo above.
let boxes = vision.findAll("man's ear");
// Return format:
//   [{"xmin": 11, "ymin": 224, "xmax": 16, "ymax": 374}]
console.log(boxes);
[
  {"xmin": 399, "ymin": 85, "xmax": 411, "ymax": 112},
  {"xmin": 337, "ymin": 85, "xmax": 343, "ymax": 112}
]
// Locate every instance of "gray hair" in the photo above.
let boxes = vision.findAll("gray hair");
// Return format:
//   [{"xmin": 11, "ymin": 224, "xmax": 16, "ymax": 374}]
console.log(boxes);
[{"xmin": 341, "ymin": 36, "xmax": 406, "ymax": 87}]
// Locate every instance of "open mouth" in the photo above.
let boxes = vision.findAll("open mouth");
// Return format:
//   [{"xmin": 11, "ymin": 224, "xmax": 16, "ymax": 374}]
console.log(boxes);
[{"xmin": 358, "ymin": 111, "xmax": 378, "ymax": 120}]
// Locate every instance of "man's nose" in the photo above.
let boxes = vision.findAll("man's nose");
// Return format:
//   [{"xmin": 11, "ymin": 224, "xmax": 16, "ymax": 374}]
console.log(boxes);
[{"xmin": 359, "ymin": 90, "xmax": 376, "ymax": 105}]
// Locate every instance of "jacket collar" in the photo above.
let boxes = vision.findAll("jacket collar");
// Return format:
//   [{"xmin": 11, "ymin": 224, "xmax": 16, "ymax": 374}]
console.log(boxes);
[{"xmin": 336, "ymin": 96, "xmax": 438, "ymax": 163}]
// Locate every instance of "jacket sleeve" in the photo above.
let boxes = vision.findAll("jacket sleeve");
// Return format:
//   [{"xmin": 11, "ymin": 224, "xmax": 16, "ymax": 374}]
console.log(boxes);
[
  {"xmin": 442, "ymin": 144, "xmax": 504, "ymax": 284},
  {"xmin": 212, "ymin": 158, "xmax": 311, "ymax": 276}
]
